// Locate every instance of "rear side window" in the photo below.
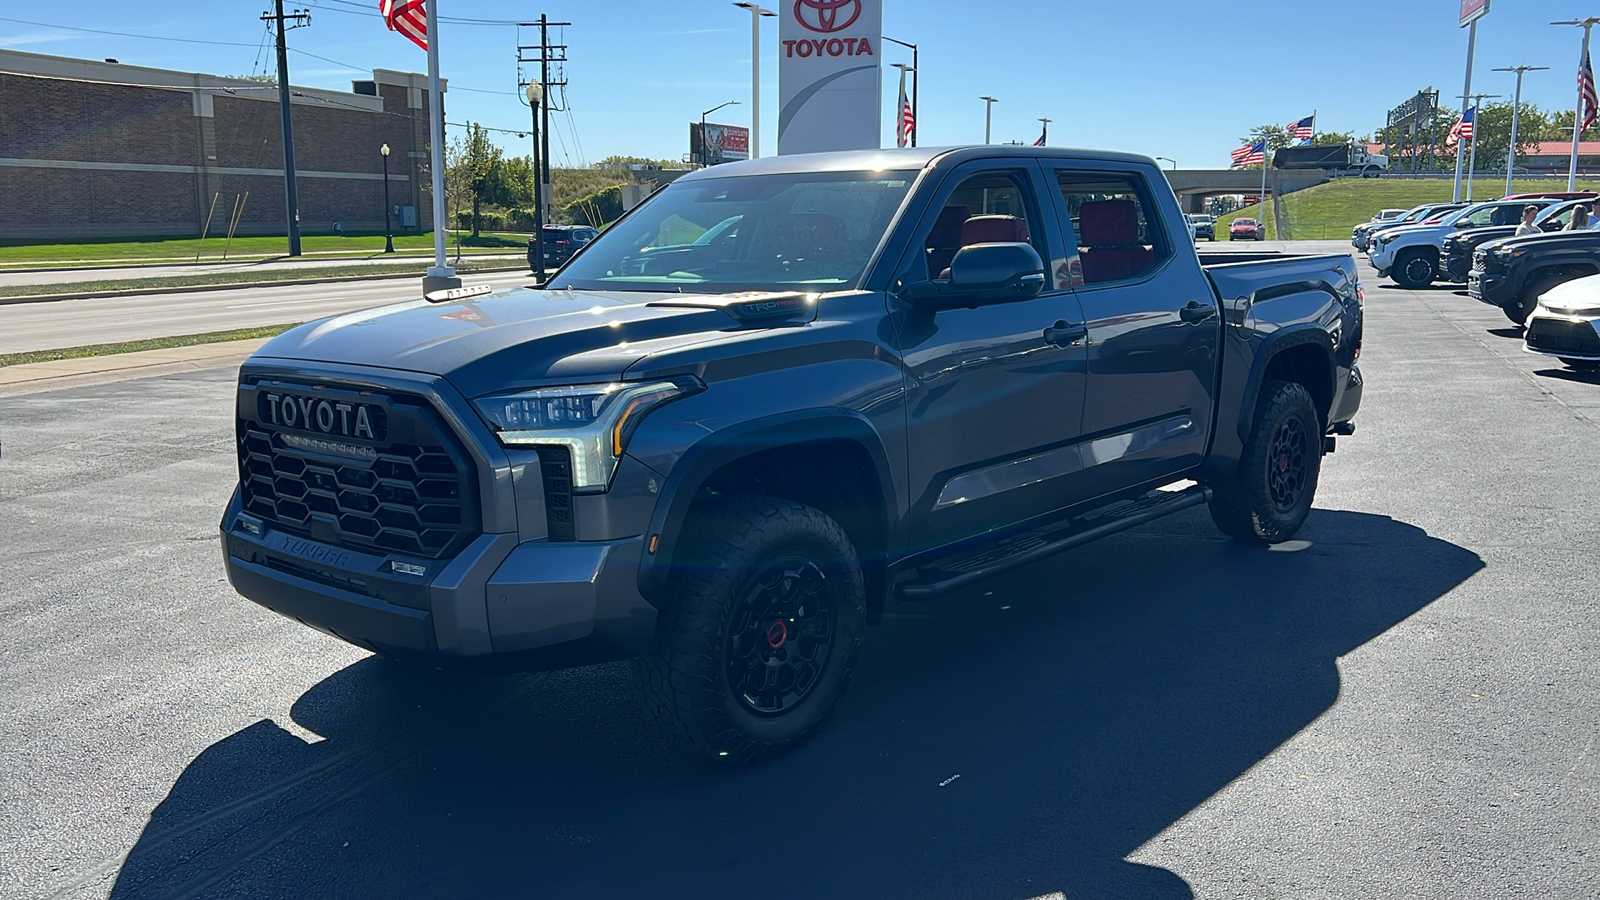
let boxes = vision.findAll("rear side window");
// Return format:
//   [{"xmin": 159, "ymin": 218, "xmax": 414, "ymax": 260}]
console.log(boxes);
[{"xmin": 1054, "ymin": 170, "xmax": 1171, "ymax": 286}]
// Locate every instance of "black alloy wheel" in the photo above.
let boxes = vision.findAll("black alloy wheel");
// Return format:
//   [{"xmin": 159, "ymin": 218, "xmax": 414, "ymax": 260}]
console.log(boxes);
[
  {"xmin": 724, "ymin": 558, "xmax": 838, "ymax": 716},
  {"xmin": 1266, "ymin": 417, "xmax": 1310, "ymax": 513},
  {"xmin": 1394, "ymin": 250, "xmax": 1437, "ymax": 289},
  {"xmin": 1508, "ymin": 275, "xmax": 1566, "ymax": 326}
]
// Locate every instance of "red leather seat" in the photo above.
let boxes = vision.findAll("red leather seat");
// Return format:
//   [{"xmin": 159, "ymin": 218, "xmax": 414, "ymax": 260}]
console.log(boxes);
[
  {"xmin": 1078, "ymin": 199, "xmax": 1153, "ymax": 284},
  {"xmin": 938, "ymin": 214, "xmax": 1030, "ymax": 278}
]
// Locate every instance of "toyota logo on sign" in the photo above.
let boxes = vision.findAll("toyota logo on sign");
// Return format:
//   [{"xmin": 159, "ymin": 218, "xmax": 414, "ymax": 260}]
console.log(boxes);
[{"xmin": 794, "ymin": 0, "xmax": 860, "ymax": 33}]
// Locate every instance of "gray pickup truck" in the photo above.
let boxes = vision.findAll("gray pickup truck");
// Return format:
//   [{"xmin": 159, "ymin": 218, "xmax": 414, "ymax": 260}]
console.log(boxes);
[{"xmin": 222, "ymin": 146, "xmax": 1364, "ymax": 763}]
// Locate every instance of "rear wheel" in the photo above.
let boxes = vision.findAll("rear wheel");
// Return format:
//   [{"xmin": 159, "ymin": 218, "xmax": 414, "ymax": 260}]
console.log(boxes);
[
  {"xmin": 1392, "ymin": 249, "xmax": 1437, "ymax": 289},
  {"xmin": 1507, "ymin": 275, "xmax": 1565, "ymax": 326},
  {"xmin": 634, "ymin": 497, "xmax": 866, "ymax": 765},
  {"xmin": 1207, "ymin": 380, "xmax": 1322, "ymax": 544}
]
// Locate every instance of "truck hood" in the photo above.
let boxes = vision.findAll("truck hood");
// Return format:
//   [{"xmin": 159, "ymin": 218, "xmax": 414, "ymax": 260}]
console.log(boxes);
[
  {"xmin": 1374, "ymin": 223, "xmax": 1450, "ymax": 243},
  {"xmin": 1487, "ymin": 230, "xmax": 1600, "ymax": 253},
  {"xmin": 251, "ymin": 285, "xmax": 750, "ymax": 397}
]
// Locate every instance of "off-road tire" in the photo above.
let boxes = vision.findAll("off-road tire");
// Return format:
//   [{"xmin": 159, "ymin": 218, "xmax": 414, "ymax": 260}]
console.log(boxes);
[
  {"xmin": 1392, "ymin": 249, "xmax": 1437, "ymax": 289},
  {"xmin": 633, "ymin": 497, "xmax": 866, "ymax": 765},
  {"xmin": 1507, "ymin": 275, "xmax": 1565, "ymax": 326},
  {"xmin": 1207, "ymin": 380, "xmax": 1322, "ymax": 544}
]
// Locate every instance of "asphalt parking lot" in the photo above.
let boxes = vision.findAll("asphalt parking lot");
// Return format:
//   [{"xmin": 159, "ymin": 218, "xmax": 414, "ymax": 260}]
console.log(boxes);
[{"xmin": 2, "ymin": 256, "xmax": 1598, "ymax": 899}]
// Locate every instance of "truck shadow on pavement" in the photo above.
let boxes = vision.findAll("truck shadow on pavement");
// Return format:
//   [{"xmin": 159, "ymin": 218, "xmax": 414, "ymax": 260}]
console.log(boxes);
[{"xmin": 110, "ymin": 509, "xmax": 1481, "ymax": 900}]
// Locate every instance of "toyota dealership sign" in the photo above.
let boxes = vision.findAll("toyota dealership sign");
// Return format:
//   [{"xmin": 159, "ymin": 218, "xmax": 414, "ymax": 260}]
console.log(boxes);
[{"xmin": 778, "ymin": 0, "xmax": 882, "ymax": 155}]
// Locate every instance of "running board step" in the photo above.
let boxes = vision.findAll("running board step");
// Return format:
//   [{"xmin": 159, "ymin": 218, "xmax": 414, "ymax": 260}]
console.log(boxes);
[{"xmin": 895, "ymin": 484, "xmax": 1212, "ymax": 601}]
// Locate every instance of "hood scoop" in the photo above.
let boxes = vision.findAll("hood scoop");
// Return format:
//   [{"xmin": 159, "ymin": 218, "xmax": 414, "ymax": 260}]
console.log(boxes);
[{"xmin": 646, "ymin": 291, "xmax": 818, "ymax": 327}]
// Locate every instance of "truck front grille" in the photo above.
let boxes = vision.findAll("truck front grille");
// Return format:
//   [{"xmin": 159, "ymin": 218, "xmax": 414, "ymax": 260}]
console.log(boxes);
[
  {"xmin": 1527, "ymin": 317, "xmax": 1600, "ymax": 358},
  {"xmin": 237, "ymin": 382, "xmax": 478, "ymax": 559}
]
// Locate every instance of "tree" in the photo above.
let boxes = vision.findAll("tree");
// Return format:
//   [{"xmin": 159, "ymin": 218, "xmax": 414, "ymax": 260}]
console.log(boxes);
[
  {"xmin": 448, "ymin": 123, "xmax": 512, "ymax": 236},
  {"xmin": 1544, "ymin": 109, "xmax": 1600, "ymax": 143},
  {"xmin": 593, "ymin": 155, "xmax": 681, "ymax": 170}
]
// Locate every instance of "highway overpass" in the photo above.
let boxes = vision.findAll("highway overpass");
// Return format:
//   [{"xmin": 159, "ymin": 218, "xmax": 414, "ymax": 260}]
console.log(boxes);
[{"xmin": 1163, "ymin": 168, "xmax": 1331, "ymax": 211}]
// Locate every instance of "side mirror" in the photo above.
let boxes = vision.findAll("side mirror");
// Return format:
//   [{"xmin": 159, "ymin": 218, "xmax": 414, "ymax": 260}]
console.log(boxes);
[{"xmin": 899, "ymin": 241, "xmax": 1046, "ymax": 311}]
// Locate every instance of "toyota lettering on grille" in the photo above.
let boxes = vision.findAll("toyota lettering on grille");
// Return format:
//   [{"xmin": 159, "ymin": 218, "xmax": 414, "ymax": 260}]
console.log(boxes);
[{"xmin": 260, "ymin": 391, "xmax": 387, "ymax": 441}]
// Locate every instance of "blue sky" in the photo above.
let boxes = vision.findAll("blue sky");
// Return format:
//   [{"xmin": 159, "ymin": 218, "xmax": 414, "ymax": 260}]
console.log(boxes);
[{"xmin": 2, "ymin": 2, "xmax": 1597, "ymax": 167}]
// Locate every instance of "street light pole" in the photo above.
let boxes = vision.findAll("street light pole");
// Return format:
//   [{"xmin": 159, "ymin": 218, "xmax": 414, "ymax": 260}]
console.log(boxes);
[
  {"xmin": 1458, "ymin": 91, "xmax": 1500, "ymax": 201},
  {"xmin": 883, "ymin": 36, "xmax": 918, "ymax": 146},
  {"xmin": 700, "ymin": 100, "xmax": 740, "ymax": 168},
  {"xmin": 733, "ymin": 3, "xmax": 776, "ymax": 159},
  {"xmin": 1155, "ymin": 156, "xmax": 1177, "ymax": 170},
  {"xmin": 1452, "ymin": 15, "xmax": 1480, "ymax": 202},
  {"xmin": 1554, "ymin": 18, "xmax": 1600, "ymax": 191},
  {"xmin": 980, "ymin": 96, "xmax": 997, "ymax": 144},
  {"xmin": 380, "ymin": 143, "xmax": 394, "ymax": 253},
  {"xmin": 1494, "ymin": 65, "xmax": 1547, "ymax": 194},
  {"xmin": 526, "ymin": 81, "xmax": 545, "ymax": 283}
]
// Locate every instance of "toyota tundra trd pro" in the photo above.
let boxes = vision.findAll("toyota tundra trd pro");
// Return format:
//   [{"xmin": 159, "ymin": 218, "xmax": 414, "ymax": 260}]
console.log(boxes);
[{"xmin": 222, "ymin": 147, "xmax": 1364, "ymax": 764}]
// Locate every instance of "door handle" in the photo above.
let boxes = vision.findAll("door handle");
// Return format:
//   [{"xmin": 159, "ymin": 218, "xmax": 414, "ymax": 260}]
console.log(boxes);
[
  {"xmin": 1044, "ymin": 320, "xmax": 1088, "ymax": 346},
  {"xmin": 1179, "ymin": 301, "xmax": 1217, "ymax": 324}
]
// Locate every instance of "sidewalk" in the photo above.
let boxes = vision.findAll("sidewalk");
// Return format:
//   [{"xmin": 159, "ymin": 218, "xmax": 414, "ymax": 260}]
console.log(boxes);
[{"xmin": 0, "ymin": 339, "xmax": 268, "ymax": 398}]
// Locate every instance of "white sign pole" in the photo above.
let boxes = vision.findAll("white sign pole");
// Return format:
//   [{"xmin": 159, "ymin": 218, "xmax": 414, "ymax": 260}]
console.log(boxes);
[
  {"xmin": 1452, "ymin": 17, "xmax": 1477, "ymax": 203},
  {"xmin": 425, "ymin": 0, "xmax": 453, "ymax": 282}
]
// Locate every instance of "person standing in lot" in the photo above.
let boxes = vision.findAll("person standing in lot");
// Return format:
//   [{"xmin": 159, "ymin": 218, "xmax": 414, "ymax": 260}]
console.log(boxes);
[{"xmin": 1515, "ymin": 205, "xmax": 1542, "ymax": 236}]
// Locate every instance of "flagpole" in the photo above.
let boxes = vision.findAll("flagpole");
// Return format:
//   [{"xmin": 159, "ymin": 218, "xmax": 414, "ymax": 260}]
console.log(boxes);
[
  {"xmin": 1466, "ymin": 105, "xmax": 1479, "ymax": 200},
  {"xmin": 1258, "ymin": 132, "xmax": 1269, "ymax": 238},
  {"xmin": 424, "ymin": 0, "xmax": 456, "ymax": 289}
]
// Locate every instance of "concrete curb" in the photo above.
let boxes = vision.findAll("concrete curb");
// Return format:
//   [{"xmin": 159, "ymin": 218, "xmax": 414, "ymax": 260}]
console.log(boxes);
[
  {"xmin": 0, "ymin": 251, "xmax": 522, "ymax": 275},
  {"xmin": 0, "ymin": 264, "xmax": 530, "ymax": 306}
]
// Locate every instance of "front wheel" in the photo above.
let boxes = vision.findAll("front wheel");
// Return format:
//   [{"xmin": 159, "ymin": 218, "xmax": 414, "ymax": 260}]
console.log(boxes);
[
  {"xmin": 1507, "ymin": 275, "xmax": 1564, "ymax": 326},
  {"xmin": 634, "ymin": 497, "xmax": 867, "ymax": 765},
  {"xmin": 1207, "ymin": 380, "xmax": 1323, "ymax": 544},
  {"xmin": 1392, "ymin": 249, "xmax": 1437, "ymax": 289}
]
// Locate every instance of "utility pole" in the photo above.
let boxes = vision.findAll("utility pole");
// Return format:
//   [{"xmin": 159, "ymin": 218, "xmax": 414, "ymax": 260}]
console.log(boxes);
[
  {"xmin": 262, "ymin": 1, "xmax": 310, "ymax": 256},
  {"xmin": 980, "ymin": 96, "xmax": 997, "ymax": 144},
  {"xmin": 733, "ymin": 3, "xmax": 776, "ymax": 158},
  {"xmin": 517, "ymin": 16, "xmax": 569, "ymax": 224},
  {"xmin": 1494, "ymin": 66, "xmax": 1547, "ymax": 194}
]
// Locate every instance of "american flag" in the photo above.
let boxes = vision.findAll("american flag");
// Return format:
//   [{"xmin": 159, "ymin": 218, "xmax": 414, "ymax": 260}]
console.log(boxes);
[
  {"xmin": 1582, "ymin": 51, "xmax": 1598, "ymax": 134},
  {"xmin": 1033, "ymin": 122, "xmax": 1047, "ymax": 147},
  {"xmin": 1286, "ymin": 115, "xmax": 1314, "ymax": 144},
  {"xmin": 1230, "ymin": 139, "xmax": 1265, "ymax": 168},
  {"xmin": 895, "ymin": 71, "xmax": 913, "ymax": 148},
  {"xmin": 1446, "ymin": 106, "xmax": 1475, "ymax": 148},
  {"xmin": 380, "ymin": 0, "xmax": 427, "ymax": 50}
]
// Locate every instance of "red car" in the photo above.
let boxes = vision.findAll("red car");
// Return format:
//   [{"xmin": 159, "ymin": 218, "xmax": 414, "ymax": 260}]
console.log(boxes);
[
  {"xmin": 1229, "ymin": 217, "xmax": 1264, "ymax": 240},
  {"xmin": 1502, "ymin": 191, "xmax": 1597, "ymax": 201}
]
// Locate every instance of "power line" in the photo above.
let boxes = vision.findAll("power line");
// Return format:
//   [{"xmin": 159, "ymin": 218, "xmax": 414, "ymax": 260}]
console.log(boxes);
[{"xmin": 0, "ymin": 15, "xmax": 259, "ymax": 46}]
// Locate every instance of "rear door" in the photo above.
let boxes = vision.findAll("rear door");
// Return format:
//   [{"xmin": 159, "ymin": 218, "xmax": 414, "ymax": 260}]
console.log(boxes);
[{"xmin": 1047, "ymin": 162, "xmax": 1222, "ymax": 498}]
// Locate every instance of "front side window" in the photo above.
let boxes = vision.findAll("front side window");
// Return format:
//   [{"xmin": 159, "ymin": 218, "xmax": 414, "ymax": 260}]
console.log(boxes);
[
  {"xmin": 549, "ymin": 171, "xmax": 916, "ymax": 293},
  {"xmin": 1056, "ymin": 170, "xmax": 1171, "ymax": 286},
  {"xmin": 909, "ymin": 169, "xmax": 1047, "ymax": 284}
]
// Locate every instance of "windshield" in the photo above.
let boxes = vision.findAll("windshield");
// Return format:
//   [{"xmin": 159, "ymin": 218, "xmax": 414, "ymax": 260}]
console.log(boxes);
[{"xmin": 549, "ymin": 171, "xmax": 918, "ymax": 293}]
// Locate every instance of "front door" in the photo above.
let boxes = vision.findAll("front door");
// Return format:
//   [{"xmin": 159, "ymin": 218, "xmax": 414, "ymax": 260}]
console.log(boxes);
[
  {"xmin": 892, "ymin": 162, "xmax": 1091, "ymax": 553},
  {"xmin": 1049, "ymin": 164, "xmax": 1221, "ymax": 498}
]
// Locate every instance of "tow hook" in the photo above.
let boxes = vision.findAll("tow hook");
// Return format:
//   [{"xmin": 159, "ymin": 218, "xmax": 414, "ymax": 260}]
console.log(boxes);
[
  {"xmin": 1331, "ymin": 421, "xmax": 1356, "ymax": 436},
  {"xmin": 1323, "ymin": 436, "xmax": 1337, "ymax": 454}
]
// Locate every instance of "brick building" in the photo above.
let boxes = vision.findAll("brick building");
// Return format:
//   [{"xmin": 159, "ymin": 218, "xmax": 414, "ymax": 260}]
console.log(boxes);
[{"xmin": 0, "ymin": 49, "xmax": 444, "ymax": 241}]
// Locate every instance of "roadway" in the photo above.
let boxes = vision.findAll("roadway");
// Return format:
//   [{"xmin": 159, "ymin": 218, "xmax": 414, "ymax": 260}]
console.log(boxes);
[
  {"xmin": 0, "ymin": 253, "xmax": 525, "ymax": 289},
  {"xmin": 0, "ymin": 270, "xmax": 535, "ymax": 354},
  {"xmin": 1, "ymin": 252, "xmax": 1598, "ymax": 898}
]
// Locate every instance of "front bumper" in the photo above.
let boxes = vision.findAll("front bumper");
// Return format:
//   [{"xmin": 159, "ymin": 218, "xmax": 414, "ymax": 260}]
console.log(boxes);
[
  {"xmin": 222, "ymin": 491, "xmax": 655, "ymax": 668},
  {"xmin": 1369, "ymin": 245, "xmax": 1397, "ymax": 271},
  {"xmin": 1444, "ymin": 250, "xmax": 1472, "ymax": 283},
  {"xmin": 1468, "ymin": 269, "xmax": 1512, "ymax": 306},
  {"xmin": 1524, "ymin": 310, "xmax": 1600, "ymax": 360}
]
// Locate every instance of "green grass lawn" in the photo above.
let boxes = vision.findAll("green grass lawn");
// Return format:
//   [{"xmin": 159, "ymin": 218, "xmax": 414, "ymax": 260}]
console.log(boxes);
[
  {"xmin": 0, "ymin": 231, "xmax": 529, "ymax": 266},
  {"xmin": 1213, "ymin": 177, "xmax": 1600, "ymax": 241},
  {"xmin": 0, "ymin": 324, "xmax": 299, "ymax": 368}
]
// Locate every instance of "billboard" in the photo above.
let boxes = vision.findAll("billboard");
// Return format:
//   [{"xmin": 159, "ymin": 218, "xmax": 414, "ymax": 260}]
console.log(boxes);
[
  {"xmin": 690, "ymin": 122, "xmax": 751, "ymax": 166},
  {"xmin": 777, "ymin": 0, "xmax": 882, "ymax": 155},
  {"xmin": 1460, "ymin": 0, "xmax": 1488, "ymax": 27}
]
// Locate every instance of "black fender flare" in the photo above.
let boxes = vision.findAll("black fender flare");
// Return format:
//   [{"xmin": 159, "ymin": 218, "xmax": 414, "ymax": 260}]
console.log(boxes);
[
  {"xmin": 635, "ymin": 409, "xmax": 898, "ymax": 607},
  {"xmin": 1235, "ymin": 323, "xmax": 1336, "ymax": 443}
]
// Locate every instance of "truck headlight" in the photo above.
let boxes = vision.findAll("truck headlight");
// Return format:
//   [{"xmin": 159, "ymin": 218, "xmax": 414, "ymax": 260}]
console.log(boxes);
[{"xmin": 472, "ymin": 378, "xmax": 703, "ymax": 490}]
